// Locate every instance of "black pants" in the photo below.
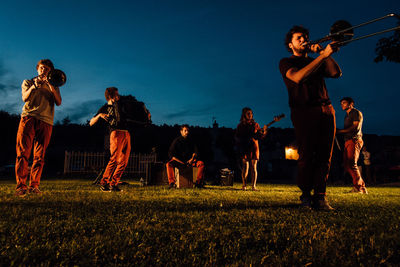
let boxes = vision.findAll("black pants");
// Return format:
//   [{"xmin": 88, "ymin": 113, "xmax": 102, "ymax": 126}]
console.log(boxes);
[{"xmin": 291, "ymin": 105, "xmax": 336, "ymax": 198}]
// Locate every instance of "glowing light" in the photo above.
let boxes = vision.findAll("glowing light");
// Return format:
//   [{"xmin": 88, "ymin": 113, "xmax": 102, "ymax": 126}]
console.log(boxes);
[{"xmin": 285, "ymin": 146, "xmax": 299, "ymax": 160}]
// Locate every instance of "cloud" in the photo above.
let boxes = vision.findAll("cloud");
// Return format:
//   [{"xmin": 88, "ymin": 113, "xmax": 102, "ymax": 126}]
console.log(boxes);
[
  {"xmin": 163, "ymin": 105, "xmax": 216, "ymax": 120},
  {"xmin": 56, "ymin": 99, "xmax": 105, "ymax": 124},
  {"xmin": 0, "ymin": 100, "xmax": 23, "ymax": 115},
  {"xmin": 0, "ymin": 59, "xmax": 20, "ymax": 97}
]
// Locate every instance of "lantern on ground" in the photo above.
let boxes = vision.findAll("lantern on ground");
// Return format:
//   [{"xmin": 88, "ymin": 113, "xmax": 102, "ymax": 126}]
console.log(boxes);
[{"xmin": 285, "ymin": 146, "xmax": 299, "ymax": 160}]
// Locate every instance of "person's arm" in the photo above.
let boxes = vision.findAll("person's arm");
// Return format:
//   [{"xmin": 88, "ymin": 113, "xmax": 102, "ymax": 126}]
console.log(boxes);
[
  {"xmin": 37, "ymin": 74, "xmax": 63, "ymax": 105},
  {"xmin": 171, "ymin": 157, "xmax": 186, "ymax": 165},
  {"xmin": 89, "ymin": 113, "xmax": 108, "ymax": 126},
  {"xmin": 168, "ymin": 138, "xmax": 181, "ymax": 162},
  {"xmin": 21, "ymin": 80, "xmax": 37, "ymax": 102},
  {"xmin": 261, "ymin": 125, "xmax": 268, "ymax": 138},
  {"xmin": 337, "ymin": 121, "xmax": 359, "ymax": 134},
  {"xmin": 187, "ymin": 153, "xmax": 197, "ymax": 165},
  {"xmin": 285, "ymin": 43, "xmax": 338, "ymax": 84},
  {"xmin": 187, "ymin": 142, "xmax": 199, "ymax": 164},
  {"xmin": 323, "ymin": 56, "xmax": 342, "ymax": 78},
  {"xmin": 255, "ymin": 123, "xmax": 268, "ymax": 139},
  {"xmin": 48, "ymin": 83, "xmax": 62, "ymax": 106}
]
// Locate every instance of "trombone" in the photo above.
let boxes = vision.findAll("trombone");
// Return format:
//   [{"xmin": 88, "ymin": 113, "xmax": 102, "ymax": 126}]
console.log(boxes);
[
  {"xmin": 308, "ymin": 13, "xmax": 400, "ymax": 47},
  {"xmin": 32, "ymin": 69, "xmax": 67, "ymax": 87}
]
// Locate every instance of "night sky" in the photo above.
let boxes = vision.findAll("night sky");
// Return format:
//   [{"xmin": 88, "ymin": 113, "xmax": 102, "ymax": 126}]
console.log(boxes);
[{"xmin": 0, "ymin": 0, "xmax": 399, "ymax": 135}]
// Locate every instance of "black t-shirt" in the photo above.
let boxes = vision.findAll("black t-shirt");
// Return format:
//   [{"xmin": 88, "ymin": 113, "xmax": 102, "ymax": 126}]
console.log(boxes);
[
  {"xmin": 168, "ymin": 136, "xmax": 199, "ymax": 162},
  {"xmin": 279, "ymin": 55, "xmax": 331, "ymax": 108},
  {"xmin": 96, "ymin": 100, "xmax": 129, "ymax": 132}
]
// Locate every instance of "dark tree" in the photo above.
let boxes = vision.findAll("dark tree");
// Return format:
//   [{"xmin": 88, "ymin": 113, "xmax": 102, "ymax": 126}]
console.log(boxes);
[
  {"xmin": 374, "ymin": 20, "xmax": 400, "ymax": 63},
  {"xmin": 61, "ymin": 116, "xmax": 71, "ymax": 125}
]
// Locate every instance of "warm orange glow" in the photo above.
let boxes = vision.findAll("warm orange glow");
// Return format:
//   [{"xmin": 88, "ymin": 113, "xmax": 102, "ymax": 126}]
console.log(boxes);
[{"xmin": 285, "ymin": 146, "xmax": 299, "ymax": 160}]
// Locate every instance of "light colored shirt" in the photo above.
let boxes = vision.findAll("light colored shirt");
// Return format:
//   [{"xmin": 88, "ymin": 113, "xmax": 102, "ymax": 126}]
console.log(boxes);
[
  {"xmin": 21, "ymin": 79, "xmax": 59, "ymax": 125},
  {"xmin": 362, "ymin": 150, "xmax": 371, "ymax": 165},
  {"xmin": 344, "ymin": 108, "xmax": 363, "ymax": 141}
]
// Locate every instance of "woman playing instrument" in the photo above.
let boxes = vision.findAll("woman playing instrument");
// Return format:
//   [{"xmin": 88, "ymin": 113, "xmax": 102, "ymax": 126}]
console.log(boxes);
[{"xmin": 235, "ymin": 107, "xmax": 267, "ymax": 191}]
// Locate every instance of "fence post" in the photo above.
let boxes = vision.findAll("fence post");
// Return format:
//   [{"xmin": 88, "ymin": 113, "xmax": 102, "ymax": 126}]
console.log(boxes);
[{"xmin": 64, "ymin": 151, "xmax": 69, "ymax": 175}]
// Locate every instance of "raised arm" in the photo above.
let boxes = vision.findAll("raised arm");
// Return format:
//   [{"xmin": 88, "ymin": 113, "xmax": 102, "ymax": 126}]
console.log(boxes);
[
  {"xmin": 286, "ymin": 43, "xmax": 339, "ymax": 84},
  {"xmin": 49, "ymin": 83, "xmax": 62, "ymax": 106},
  {"xmin": 89, "ymin": 113, "xmax": 108, "ymax": 126},
  {"xmin": 323, "ymin": 55, "xmax": 342, "ymax": 78}
]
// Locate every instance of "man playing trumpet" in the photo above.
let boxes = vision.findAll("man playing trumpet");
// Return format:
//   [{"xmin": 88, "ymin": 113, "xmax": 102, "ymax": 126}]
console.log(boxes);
[{"xmin": 15, "ymin": 59, "xmax": 62, "ymax": 197}]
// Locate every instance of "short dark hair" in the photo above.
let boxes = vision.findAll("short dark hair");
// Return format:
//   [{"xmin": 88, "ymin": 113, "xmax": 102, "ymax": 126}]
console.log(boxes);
[
  {"xmin": 180, "ymin": 124, "xmax": 189, "ymax": 131},
  {"xmin": 36, "ymin": 59, "xmax": 54, "ymax": 70},
  {"xmin": 284, "ymin": 25, "xmax": 309, "ymax": 53},
  {"xmin": 105, "ymin": 87, "xmax": 119, "ymax": 101},
  {"xmin": 340, "ymin": 97, "xmax": 355, "ymax": 105}
]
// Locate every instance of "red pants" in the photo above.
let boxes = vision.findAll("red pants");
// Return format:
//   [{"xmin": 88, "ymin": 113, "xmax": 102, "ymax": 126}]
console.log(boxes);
[
  {"xmin": 15, "ymin": 116, "xmax": 53, "ymax": 190},
  {"xmin": 166, "ymin": 159, "xmax": 205, "ymax": 184},
  {"xmin": 344, "ymin": 139, "xmax": 365, "ymax": 190},
  {"xmin": 101, "ymin": 130, "xmax": 131, "ymax": 187},
  {"xmin": 291, "ymin": 105, "xmax": 336, "ymax": 198}
]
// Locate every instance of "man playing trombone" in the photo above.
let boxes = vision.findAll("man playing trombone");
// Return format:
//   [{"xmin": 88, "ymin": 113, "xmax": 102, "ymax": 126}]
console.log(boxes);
[
  {"xmin": 279, "ymin": 26, "xmax": 342, "ymax": 210},
  {"xmin": 15, "ymin": 59, "xmax": 62, "ymax": 197}
]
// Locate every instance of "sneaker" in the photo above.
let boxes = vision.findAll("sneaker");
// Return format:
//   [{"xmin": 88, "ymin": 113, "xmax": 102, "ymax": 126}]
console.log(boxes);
[
  {"xmin": 15, "ymin": 188, "xmax": 27, "ymax": 197},
  {"xmin": 242, "ymin": 185, "xmax": 247, "ymax": 191},
  {"xmin": 168, "ymin": 183, "xmax": 176, "ymax": 189},
  {"xmin": 350, "ymin": 187, "xmax": 362, "ymax": 193},
  {"xmin": 251, "ymin": 187, "xmax": 259, "ymax": 191},
  {"xmin": 314, "ymin": 199, "xmax": 334, "ymax": 211},
  {"xmin": 100, "ymin": 184, "xmax": 111, "ymax": 192},
  {"xmin": 110, "ymin": 185, "xmax": 123, "ymax": 192},
  {"xmin": 29, "ymin": 187, "xmax": 42, "ymax": 194},
  {"xmin": 194, "ymin": 182, "xmax": 204, "ymax": 188},
  {"xmin": 360, "ymin": 187, "xmax": 368, "ymax": 194}
]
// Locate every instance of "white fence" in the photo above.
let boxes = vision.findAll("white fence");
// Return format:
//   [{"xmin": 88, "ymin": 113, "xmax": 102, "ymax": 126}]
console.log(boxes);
[{"xmin": 64, "ymin": 151, "xmax": 157, "ymax": 175}]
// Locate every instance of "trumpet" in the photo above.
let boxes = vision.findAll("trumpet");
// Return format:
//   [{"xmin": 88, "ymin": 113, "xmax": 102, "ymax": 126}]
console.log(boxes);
[
  {"xmin": 33, "ymin": 69, "xmax": 67, "ymax": 87},
  {"xmin": 307, "ymin": 13, "xmax": 400, "ymax": 49}
]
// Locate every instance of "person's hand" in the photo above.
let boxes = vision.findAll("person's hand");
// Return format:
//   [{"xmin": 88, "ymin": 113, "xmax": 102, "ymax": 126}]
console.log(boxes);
[
  {"xmin": 99, "ymin": 113, "xmax": 109, "ymax": 121},
  {"xmin": 34, "ymin": 77, "xmax": 45, "ymax": 88},
  {"xmin": 310, "ymin": 44, "xmax": 322, "ymax": 53},
  {"xmin": 320, "ymin": 42, "xmax": 339, "ymax": 58}
]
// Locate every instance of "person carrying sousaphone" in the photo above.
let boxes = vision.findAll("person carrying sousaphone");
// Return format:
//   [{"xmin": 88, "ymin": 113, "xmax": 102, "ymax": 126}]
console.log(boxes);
[{"xmin": 15, "ymin": 59, "xmax": 62, "ymax": 197}]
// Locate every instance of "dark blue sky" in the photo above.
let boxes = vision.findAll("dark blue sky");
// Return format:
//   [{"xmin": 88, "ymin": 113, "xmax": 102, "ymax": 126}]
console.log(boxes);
[{"xmin": 0, "ymin": 0, "xmax": 399, "ymax": 135}]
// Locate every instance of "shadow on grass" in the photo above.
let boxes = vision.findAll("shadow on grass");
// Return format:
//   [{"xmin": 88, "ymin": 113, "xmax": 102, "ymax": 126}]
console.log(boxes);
[{"xmin": 0, "ymin": 197, "xmax": 321, "ymax": 215}]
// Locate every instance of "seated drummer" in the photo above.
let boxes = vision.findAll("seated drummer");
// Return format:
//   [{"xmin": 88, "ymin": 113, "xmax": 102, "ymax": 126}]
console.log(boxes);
[{"xmin": 166, "ymin": 124, "xmax": 205, "ymax": 188}]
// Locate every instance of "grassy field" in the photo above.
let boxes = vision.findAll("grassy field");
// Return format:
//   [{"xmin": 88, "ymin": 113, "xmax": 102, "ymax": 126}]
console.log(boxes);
[{"xmin": 0, "ymin": 179, "xmax": 399, "ymax": 266}]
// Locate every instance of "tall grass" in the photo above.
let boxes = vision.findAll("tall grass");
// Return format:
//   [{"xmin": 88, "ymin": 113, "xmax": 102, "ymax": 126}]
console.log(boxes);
[{"xmin": 0, "ymin": 180, "xmax": 399, "ymax": 266}]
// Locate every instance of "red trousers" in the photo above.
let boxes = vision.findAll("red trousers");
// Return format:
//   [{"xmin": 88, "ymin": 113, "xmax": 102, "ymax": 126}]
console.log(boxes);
[
  {"xmin": 101, "ymin": 130, "xmax": 131, "ymax": 187},
  {"xmin": 291, "ymin": 105, "xmax": 336, "ymax": 198},
  {"xmin": 166, "ymin": 159, "xmax": 205, "ymax": 184},
  {"xmin": 344, "ymin": 139, "xmax": 365, "ymax": 190},
  {"xmin": 15, "ymin": 116, "xmax": 52, "ymax": 190}
]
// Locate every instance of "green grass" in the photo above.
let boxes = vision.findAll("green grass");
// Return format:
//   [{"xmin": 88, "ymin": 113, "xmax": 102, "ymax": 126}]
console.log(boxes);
[{"xmin": 0, "ymin": 179, "xmax": 399, "ymax": 266}]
